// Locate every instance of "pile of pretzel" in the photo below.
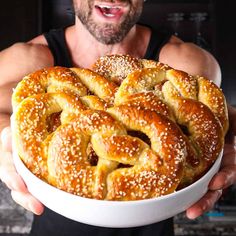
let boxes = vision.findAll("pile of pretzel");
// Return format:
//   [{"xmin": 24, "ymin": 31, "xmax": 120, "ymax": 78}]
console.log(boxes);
[{"xmin": 11, "ymin": 55, "xmax": 228, "ymax": 201}]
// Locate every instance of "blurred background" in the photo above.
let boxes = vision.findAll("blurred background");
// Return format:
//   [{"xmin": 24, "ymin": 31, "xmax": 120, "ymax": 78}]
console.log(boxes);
[{"xmin": 0, "ymin": 0, "xmax": 236, "ymax": 235}]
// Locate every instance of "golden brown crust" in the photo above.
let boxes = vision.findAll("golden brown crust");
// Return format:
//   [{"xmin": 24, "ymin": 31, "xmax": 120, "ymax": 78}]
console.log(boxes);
[
  {"xmin": 46, "ymin": 110, "xmax": 126, "ymax": 199},
  {"xmin": 12, "ymin": 54, "xmax": 228, "ymax": 200},
  {"xmin": 197, "ymin": 76, "xmax": 229, "ymax": 135},
  {"xmin": 106, "ymin": 105, "xmax": 186, "ymax": 200},
  {"xmin": 13, "ymin": 93, "xmax": 86, "ymax": 178},
  {"xmin": 91, "ymin": 54, "xmax": 142, "ymax": 85},
  {"xmin": 70, "ymin": 68, "xmax": 118, "ymax": 104},
  {"xmin": 163, "ymin": 81, "xmax": 224, "ymax": 187},
  {"xmin": 113, "ymin": 65, "xmax": 227, "ymax": 188},
  {"xmin": 91, "ymin": 54, "xmax": 172, "ymax": 85},
  {"xmin": 12, "ymin": 66, "xmax": 88, "ymax": 110}
]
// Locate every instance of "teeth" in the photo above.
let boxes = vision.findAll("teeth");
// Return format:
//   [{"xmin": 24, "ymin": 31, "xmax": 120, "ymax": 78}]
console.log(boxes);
[
  {"xmin": 98, "ymin": 5, "xmax": 121, "ymax": 10},
  {"xmin": 104, "ymin": 13, "xmax": 115, "ymax": 17}
]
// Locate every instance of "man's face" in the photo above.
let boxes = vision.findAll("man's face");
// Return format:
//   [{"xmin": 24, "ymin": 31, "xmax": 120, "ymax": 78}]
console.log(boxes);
[{"xmin": 73, "ymin": 0, "xmax": 144, "ymax": 45}]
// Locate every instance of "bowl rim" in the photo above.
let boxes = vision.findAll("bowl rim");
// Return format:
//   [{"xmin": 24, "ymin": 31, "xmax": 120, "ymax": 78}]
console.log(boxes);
[{"xmin": 13, "ymin": 148, "xmax": 223, "ymax": 206}]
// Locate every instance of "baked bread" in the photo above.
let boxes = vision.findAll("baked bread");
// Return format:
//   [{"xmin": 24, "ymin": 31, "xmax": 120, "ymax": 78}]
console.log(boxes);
[
  {"xmin": 113, "ymin": 66, "xmax": 227, "ymax": 188},
  {"xmin": 12, "ymin": 66, "xmax": 88, "ymax": 110},
  {"xmin": 91, "ymin": 54, "xmax": 171, "ymax": 85},
  {"xmin": 12, "ymin": 55, "xmax": 228, "ymax": 200}
]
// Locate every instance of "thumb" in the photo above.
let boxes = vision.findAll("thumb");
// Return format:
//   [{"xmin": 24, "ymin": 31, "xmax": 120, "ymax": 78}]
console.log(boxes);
[{"xmin": 1, "ymin": 126, "xmax": 12, "ymax": 152}]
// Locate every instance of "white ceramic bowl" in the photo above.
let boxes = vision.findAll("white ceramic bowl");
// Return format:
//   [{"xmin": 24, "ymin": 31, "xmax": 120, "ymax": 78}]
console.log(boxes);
[{"xmin": 12, "ymin": 149, "xmax": 223, "ymax": 228}]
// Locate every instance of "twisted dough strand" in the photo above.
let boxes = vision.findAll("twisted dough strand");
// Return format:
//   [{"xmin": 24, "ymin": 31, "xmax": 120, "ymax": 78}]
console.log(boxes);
[
  {"xmin": 12, "ymin": 93, "xmax": 86, "ymax": 178},
  {"xmin": 106, "ymin": 105, "xmax": 186, "ymax": 200},
  {"xmin": 197, "ymin": 76, "xmax": 229, "ymax": 135},
  {"xmin": 70, "ymin": 68, "xmax": 118, "ymax": 104},
  {"xmin": 92, "ymin": 54, "xmax": 171, "ymax": 84},
  {"xmin": 12, "ymin": 66, "xmax": 88, "ymax": 110},
  {"xmin": 162, "ymin": 81, "xmax": 224, "ymax": 187},
  {"xmin": 45, "ymin": 110, "xmax": 126, "ymax": 199}
]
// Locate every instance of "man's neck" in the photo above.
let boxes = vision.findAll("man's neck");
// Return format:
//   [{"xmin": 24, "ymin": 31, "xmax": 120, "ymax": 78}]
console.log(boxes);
[{"xmin": 67, "ymin": 18, "xmax": 150, "ymax": 69}]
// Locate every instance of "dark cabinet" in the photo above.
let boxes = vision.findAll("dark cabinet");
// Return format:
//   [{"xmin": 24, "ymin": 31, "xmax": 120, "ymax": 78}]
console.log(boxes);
[
  {"xmin": 0, "ymin": 0, "xmax": 42, "ymax": 50},
  {"xmin": 140, "ymin": 1, "xmax": 216, "ymax": 53}
]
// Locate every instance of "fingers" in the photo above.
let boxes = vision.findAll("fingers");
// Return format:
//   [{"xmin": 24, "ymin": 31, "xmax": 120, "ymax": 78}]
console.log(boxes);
[
  {"xmin": 11, "ymin": 190, "xmax": 44, "ymax": 215},
  {"xmin": 186, "ymin": 189, "xmax": 222, "ymax": 219},
  {"xmin": 209, "ymin": 165, "xmax": 236, "ymax": 190},
  {"xmin": 209, "ymin": 143, "xmax": 236, "ymax": 190},
  {"xmin": 221, "ymin": 144, "xmax": 236, "ymax": 167},
  {"xmin": 0, "ymin": 152, "xmax": 44, "ymax": 215},
  {"xmin": 0, "ymin": 150, "xmax": 27, "ymax": 191},
  {"xmin": 186, "ymin": 143, "xmax": 236, "ymax": 220},
  {"xmin": 0, "ymin": 127, "xmax": 44, "ymax": 215},
  {"xmin": 0, "ymin": 168, "xmax": 28, "ymax": 192},
  {"xmin": 1, "ymin": 126, "xmax": 12, "ymax": 152}
]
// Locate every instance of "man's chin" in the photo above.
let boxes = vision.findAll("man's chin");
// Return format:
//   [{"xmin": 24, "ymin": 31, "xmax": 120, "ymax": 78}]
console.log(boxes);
[
  {"xmin": 94, "ymin": 35, "xmax": 124, "ymax": 45},
  {"xmin": 91, "ymin": 29, "xmax": 126, "ymax": 45}
]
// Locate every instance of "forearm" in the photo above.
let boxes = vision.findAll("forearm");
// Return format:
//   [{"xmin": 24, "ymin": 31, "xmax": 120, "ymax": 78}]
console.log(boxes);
[
  {"xmin": 227, "ymin": 104, "xmax": 236, "ymax": 130},
  {"xmin": 0, "ymin": 113, "xmax": 10, "ymax": 132},
  {"xmin": 0, "ymin": 82, "xmax": 14, "ymax": 136},
  {"xmin": 225, "ymin": 104, "xmax": 236, "ymax": 143},
  {"xmin": 0, "ymin": 113, "xmax": 10, "ymax": 150}
]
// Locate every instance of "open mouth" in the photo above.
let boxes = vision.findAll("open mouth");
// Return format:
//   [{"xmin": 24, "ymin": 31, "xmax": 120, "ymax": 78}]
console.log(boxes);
[{"xmin": 95, "ymin": 5, "xmax": 122, "ymax": 18}]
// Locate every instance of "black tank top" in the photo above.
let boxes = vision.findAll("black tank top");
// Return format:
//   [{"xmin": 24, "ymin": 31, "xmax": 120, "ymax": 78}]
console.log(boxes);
[
  {"xmin": 31, "ymin": 27, "xmax": 175, "ymax": 236},
  {"xmin": 43, "ymin": 26, "xmax": 173, "ymax": 67}
]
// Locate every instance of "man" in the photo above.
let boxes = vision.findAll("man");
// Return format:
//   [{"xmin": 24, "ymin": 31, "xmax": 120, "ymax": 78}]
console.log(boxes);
[{"xmin": 0, "ymin": 0, "xmax": 235, "ymax": 235}]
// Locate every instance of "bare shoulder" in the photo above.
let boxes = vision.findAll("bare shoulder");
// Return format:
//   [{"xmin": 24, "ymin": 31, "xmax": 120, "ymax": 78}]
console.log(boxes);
[
  {"xmin": 0, "ymin": 39, "xmax": 54, "ymax": 86},
  {"xmin": 159, "ymin": 36, "xmax": 221, "ymax": 86},
  {"xmin": 0, "ymin": 39, "xmax": 54, "ymax": 113}
]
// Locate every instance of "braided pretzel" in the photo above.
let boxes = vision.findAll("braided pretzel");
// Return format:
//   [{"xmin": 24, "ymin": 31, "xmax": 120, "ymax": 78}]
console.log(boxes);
[
  {"xmin": 165, "ymin": 69, "xmax": 228, "ymax": 135},
  {"xmin": 163, "ymin": 81, "xmax": 224, "ymax": 187},
  {"xmin": 92, "ymin": 54, "xmax": 171, "ymax": 85},
  {"xmin": 70, "ymin": 67, "xmax": 118, "ymax": 105},
  {"xmin": 12, "ymin": 66, "xmax": 119, "ymax": 180},
  {"xmin": 12, "ymin": 55, "xmax": 228, "ymax": 201},
  {"xmin": 44, "ymin": 109, "xmax": 126, "ymax": 199},
  {"xmin": 12, "ymin": 66, "xmax": 119, "ymax": 112},
  {"xmin": 12, "ymin": 93, "xmax": 86, "ymax": 179},
  {"xmin": 114, "ymin": 66, "xmax": 227, "ymax": 188},
  {"xmin": 93, "ymin": 54, "xmax": 228, "ymax": 133},
  {"xmin": 13, "ymin": 94, "xmax": 186, "ymax": 200},
  {"xmin": 197, "ymin": 76, "xmax": 229, "ymax": 135},
  {"xmin": 106, "ymin": 105, "xmax": 186, "ymax": 200},
  {"xmin": 12, "ymin": 66, "xmax": 88, "ymax": 110}
]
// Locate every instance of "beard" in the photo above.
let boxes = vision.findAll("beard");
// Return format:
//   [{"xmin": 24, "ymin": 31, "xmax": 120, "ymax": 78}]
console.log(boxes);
[{"xmin": 74, "ymin": 1, "xmax": 143, "ymax": 45}]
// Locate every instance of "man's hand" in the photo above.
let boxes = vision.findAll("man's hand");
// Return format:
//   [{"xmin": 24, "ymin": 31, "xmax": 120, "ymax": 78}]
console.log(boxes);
[
  {"xmin": 0, "ymin": 127, "xmax": 44, "ymax": 215},
  {"xmin": 186, "ymin": 104, "xmax": 236, "ymax": 219}
]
